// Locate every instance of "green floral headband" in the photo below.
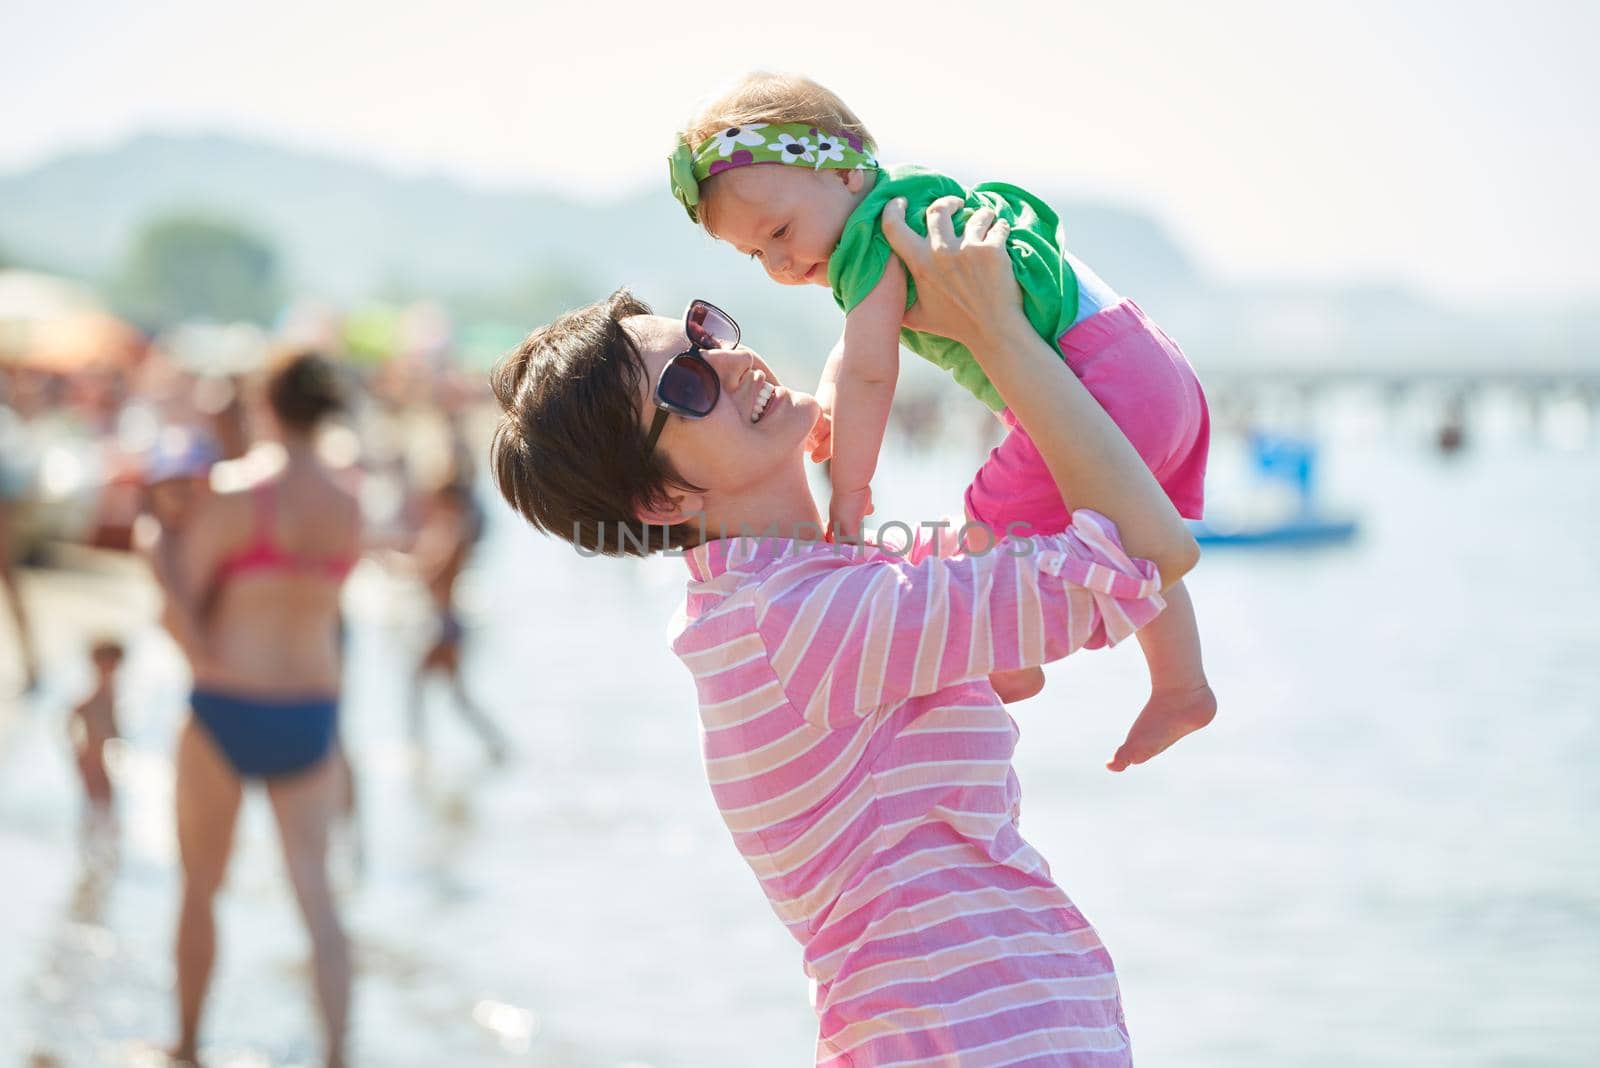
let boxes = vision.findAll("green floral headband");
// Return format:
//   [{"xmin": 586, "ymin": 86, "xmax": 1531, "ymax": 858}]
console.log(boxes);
[{"xmin": 668, "ymin": 122, "xmax": 878, "ymax": 222}]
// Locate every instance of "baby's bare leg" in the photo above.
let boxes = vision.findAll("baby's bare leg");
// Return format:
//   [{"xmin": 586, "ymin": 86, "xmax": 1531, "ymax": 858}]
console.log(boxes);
[{"xmin": 1107, "ymin": 579, "xmax": 1216, "ymax": 772}]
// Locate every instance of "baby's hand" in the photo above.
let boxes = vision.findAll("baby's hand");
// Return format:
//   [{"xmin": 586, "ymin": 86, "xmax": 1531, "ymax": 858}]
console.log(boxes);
[
  {"xmin": 827, "ymin": 486, "xmax": 874, "ymax": 544},
  {"xmin": 805, "ymin": 408, "xmax": 832, "ymax": 463}
]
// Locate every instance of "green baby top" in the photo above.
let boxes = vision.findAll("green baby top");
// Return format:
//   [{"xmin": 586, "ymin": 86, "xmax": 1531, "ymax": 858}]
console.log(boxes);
[{"xmin": 827, "ymin": 164, "xmax": 1079, "ymax": 413}]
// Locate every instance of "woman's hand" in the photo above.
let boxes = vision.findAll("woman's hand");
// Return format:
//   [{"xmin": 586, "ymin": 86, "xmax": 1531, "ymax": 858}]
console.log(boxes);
[{"xmin": 882, "ymin": 197, "xmax": 1023, "ymax": 350}]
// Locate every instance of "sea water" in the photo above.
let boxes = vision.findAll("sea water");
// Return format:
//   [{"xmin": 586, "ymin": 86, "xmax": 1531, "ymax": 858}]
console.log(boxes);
[{"xmin": 2, "ymin": 396, "xmax": 1596, "ymax": 1067}]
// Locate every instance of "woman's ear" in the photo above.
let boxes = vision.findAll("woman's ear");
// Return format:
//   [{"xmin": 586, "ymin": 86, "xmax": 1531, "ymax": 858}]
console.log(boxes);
[{"xmin": 634, "ymin": 488, "xmax": 707, "ymax": 528}]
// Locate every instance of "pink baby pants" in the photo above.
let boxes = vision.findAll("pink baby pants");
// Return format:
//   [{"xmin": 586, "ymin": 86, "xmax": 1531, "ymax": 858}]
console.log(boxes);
[{"xmin": 964, "ymin": 299, "xmax": 1209, "ymax": 538}]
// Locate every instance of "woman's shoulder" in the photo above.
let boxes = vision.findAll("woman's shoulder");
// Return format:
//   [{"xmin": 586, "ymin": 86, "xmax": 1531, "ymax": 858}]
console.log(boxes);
[{"xmin": 225, "ymin": 468, "xmax": 359, "ymax": 530}]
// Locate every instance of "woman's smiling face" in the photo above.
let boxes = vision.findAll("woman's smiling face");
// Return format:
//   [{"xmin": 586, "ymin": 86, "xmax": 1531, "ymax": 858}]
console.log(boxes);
[{"xmin": 624, "ymin": 313, "xmax": 821, "ymax": 505}]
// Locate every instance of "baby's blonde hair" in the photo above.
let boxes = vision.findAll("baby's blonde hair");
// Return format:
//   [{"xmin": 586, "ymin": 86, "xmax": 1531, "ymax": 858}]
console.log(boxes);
[
  {"xmin": 683, "ymin": 72, "xmax": 875, "ymax": 231},
  {"xmin": 683, "ymin": 71, "xmax": 875, "ymax": 150}
]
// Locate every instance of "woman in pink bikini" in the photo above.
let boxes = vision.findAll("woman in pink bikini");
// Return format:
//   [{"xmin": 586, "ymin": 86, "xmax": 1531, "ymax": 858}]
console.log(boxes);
[{"xmin": 161, "ymin": 350, "xmax": 358, "ymax": 1067}]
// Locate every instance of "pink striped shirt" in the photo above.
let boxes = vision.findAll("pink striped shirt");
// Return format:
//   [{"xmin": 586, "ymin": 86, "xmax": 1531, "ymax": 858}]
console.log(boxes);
[{"xmin": 670, "ymin": 509, "xmax": 1166, "ymax": 1067}]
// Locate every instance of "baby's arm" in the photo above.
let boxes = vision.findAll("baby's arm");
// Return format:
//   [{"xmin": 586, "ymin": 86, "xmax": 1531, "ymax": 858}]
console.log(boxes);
[{"xmin": 828, "ymin": 260, "xmax": 907, "ymax": 541}]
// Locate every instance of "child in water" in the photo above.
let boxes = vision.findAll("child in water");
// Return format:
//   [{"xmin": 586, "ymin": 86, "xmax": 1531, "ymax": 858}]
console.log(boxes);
[
  {"xmin": 403, "ymin": 475, "xmax": 507, "ymax": 764},
  {"xmin": 668, "ymin": 72, "xmax": 1215, "ymax": 770},
  {"xmin": 69, "ymin": 639, "xmax": 123, "ymax": 812}
]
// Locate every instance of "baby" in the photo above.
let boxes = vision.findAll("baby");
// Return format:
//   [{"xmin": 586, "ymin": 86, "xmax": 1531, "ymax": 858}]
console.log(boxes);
[{"xmin": 669, "ymin": 72, "xmax": 1215, "ymax": 771}]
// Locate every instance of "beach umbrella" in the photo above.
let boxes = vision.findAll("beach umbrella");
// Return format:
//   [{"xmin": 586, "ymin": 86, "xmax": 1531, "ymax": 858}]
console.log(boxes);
[
  {"xmin": 0, "ymin": 269, "xmax": 112, "ymax": 367},
  {"xmin": 14, "ymin": 310, "xmax": 145, "ymax": 372}
]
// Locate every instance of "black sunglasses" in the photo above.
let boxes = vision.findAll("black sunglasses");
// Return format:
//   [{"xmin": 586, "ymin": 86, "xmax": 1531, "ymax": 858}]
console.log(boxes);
[{"xmin": 643, "ymin": 300, "xmax": 742, "ymax": 453}]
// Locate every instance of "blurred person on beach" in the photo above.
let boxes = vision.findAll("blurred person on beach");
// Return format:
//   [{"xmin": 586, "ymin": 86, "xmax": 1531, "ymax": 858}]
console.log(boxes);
[
  {"xmin": 68, "ymin": 638, "xmax": 123, "ymax": 814},
  {"xmin": 154, "ymin": 350, "xmax": 359, "ymax": 1068},
  {"xmin": 401, "ymin": 473, "xmax": 507, "ymax": 764},
  {"xmin": 142, "ymin": 390, "xmax": 367, "ymax": 838},
  {"xmin": 202, "ymin": 374, "xmax": 253, "ymax": 464},
  {"xmin": 489, "ymin": 200, "xmax": 1199, "ymax": 1065},
  {"xmin": 0, "ymin": 485, "xmax": 38, "ymax": 695},
  {"xmin": 137, "ymin": 427, "xmax": 218, "ymax": 611},
  {"xmin": 0, "ymin": 369, "xmax": 40, "ymax": 694}
]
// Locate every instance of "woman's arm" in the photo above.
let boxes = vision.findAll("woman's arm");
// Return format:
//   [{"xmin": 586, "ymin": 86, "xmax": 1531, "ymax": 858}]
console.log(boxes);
[
  {"xmin": 163, "ymin": 495, "xmax": 236, "ymax": 674},
  {"xmin": 881, "ymin": 197, "xmax": 1199, "ymax": 589},
  {"xmin": 753, "ymin": 512, "xmax": 1163, "ymax": 728}
]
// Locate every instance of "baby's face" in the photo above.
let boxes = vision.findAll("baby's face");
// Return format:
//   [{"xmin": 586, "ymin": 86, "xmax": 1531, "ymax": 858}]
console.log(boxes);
[{"xmin": 702, "ymin": 164, "xmax": 868, "ymax": 287}]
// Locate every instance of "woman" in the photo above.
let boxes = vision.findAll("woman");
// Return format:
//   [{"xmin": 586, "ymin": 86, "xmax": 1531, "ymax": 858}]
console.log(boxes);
[
  {"xmin": 165, "ymin": 351, "xmax": 358, "ymax": 1067},
  {"xmin": 490, "ymin": 200, "xmax": 1197, "ymax": 1065}
]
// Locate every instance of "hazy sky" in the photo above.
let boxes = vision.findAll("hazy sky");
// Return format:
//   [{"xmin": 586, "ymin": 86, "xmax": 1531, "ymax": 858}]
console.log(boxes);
[{"xmin": 4, "ymin": 0, "xmax": 1596, "ymax": 307}]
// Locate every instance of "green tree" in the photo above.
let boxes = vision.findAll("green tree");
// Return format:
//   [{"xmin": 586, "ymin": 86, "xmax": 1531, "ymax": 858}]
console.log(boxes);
[{"xmin": 116, "ymin": 214, "xmax": 284, "ymax": 326}]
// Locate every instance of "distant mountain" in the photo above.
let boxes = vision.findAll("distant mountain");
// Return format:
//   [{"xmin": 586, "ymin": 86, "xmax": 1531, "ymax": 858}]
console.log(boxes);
[
  {"xmin": 1, "ymin": 133, "xmax": 1593, "ymax": 374},
  {"xmin": 0, "ymin": 133, "xmax": 649, "ymax": 297},
  {"xmin": 0, "ymin": 133, "xmax": 1202, "ymax": 298}
]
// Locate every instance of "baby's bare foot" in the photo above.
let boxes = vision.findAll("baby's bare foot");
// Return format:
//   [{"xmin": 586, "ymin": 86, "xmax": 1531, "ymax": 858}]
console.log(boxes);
[
  {"xmin": 1107, "ymin": 682, "xmax": 1216, "ymax": 772},
  {"xmin": 989, "ymin": 666, "xmax": 1046, "ymax": 704}
]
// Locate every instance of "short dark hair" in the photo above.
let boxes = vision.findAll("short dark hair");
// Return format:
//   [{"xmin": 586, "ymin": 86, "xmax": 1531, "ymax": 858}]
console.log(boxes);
[
  {"xmin": 489, "ymin": 290, "xmax": 704, "ymax": 558},
  {"xmin": 265, "ymin": 350, "xmax": 344, "ymax": 433}
]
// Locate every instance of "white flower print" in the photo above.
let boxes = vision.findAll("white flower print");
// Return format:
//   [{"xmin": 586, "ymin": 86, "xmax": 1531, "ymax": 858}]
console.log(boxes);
[
  {"xmin": 811, "ymin": 131, "xmax": 846, "ymax": 167},
  {"xmin": 769, "ymin": 132, "xmax": 815, "ymax": 164},
  {"xmin": 709, "ymin": 124, "xmax": 768, "ymax": 157}
]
